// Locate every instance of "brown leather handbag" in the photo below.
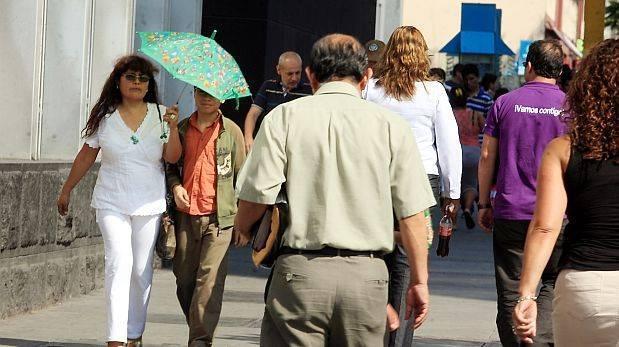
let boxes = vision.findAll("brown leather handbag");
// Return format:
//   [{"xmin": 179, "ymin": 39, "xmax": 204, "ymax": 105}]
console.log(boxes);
[
  {"xmin": 156, "ymin": 210, "xmax": 176, "ymax": 260},
  {"xmin": 250, "ymin": 189, "xmax": 288, "ymax": 268}
]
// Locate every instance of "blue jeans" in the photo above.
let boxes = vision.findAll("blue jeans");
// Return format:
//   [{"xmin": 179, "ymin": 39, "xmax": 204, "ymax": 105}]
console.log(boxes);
[{"xmin": 384, "ymin": 174, "xmax": 439, "ymax": 346}]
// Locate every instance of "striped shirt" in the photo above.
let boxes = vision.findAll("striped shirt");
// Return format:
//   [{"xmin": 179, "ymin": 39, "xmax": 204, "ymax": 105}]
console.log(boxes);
[
  {"xmin": 466, "ymin": 87, "xmax": 494, "ymax": 115},
  {"xmin": 253, "ymin": 79, "xmax": 312, "ymax": 115}
]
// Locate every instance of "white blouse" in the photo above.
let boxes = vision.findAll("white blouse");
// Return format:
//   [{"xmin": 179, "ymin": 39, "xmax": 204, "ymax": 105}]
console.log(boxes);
[
  {"xmin": 86, "ymin": 103, "xmax": 169, "ymax": 216},
  {"xmin": 365, "ymin": 79, "xmax": 462, "ymax": 199}
]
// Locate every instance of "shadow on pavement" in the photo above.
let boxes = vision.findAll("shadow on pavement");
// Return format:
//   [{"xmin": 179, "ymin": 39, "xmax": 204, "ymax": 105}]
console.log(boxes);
[
  {"xmin": 147, "ymin": 313, "xmax": 262, "ymax": 329},
  {"xmin": 413, "ymin": 337, "xmax": 501, "ymax": 346},
  {"xmin": 159, "ymin": 247, "xmax": 270, "ymax": 279},
  {"xmin": 0, "ymin": 339, "xmax": 99, "ymax": 347},
  {"xmin": 226, "ymin": 248, "xmax": 271, "ymax": 279},
  {"xmin": 214, "ymin": 333, "xmax": 260, "ymax": 345},
  {"xmin": 428, "ymin": 270, "xmax": 497, "ymax": 301}
]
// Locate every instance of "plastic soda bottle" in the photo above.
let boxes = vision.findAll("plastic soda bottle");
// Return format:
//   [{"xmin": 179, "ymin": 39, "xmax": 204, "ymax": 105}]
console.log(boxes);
[{"xmin": 436, "ymin": 204, "xmax": 454, "ymax": 257}]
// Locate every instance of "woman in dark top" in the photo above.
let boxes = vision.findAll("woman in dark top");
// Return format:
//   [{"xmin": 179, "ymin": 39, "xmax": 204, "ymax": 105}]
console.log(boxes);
[{"xmin": 513, "ymin": 38, "xmax": 618, "ymax": 346}]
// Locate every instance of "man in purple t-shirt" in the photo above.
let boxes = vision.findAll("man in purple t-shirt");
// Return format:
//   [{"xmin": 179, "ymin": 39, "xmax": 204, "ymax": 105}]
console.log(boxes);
[{"xmin": 478, "ymin": 39, "xmax": 566, "ymax": 347}]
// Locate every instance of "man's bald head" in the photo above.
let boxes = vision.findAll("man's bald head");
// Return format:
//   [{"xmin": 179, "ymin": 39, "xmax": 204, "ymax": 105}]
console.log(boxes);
[
  {"xmin": 308, "ymin": 34, "xmax": 367, "ymax": 83},
  {"xmin": 278, "ymin": 51, "xmax": 302, "ymax": 66},
  {"xmin": 276, "ymin": 51, "xmax": 303, "ymax": 90}
]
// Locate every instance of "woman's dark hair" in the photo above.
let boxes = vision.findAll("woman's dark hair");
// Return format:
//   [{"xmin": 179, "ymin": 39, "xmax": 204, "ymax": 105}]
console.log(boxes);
[
  {"xmin": 525, "ymin": 39, "xmax": 563, "ymax": 79},
  {"xmin": 451, "ymin": 63, "xmax": 464, "ymax": 77},
  {"xmin": 462, "ymin": 64, "xmax": 479, "ymax": 78},
  {"xmin": 82, "ymin": 54, "xmax": 160, "ymax": 138},
  {"xmin": 558, "ymin": 64, "xmax": 573, "ymax": 92},
  {"xmin": 565, "ymin": 38, "xmax": 618, "ymax": 160},
  {"xmin": 481, "ymin": 73, "xmax": 497, "ymax": 90},
  {"xmin": 429, "ymin": 68, "xmax": 446, "ymax": 81},
  {"xmin": 448, "ymin": 86, "xmax": 467, "ymax": 108},
  {"xmin": 309, "ymin": 34, "xmax": 367, "ymax": 83}
]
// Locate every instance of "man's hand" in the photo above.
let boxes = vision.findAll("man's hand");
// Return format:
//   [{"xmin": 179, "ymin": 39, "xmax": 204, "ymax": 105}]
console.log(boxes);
[
  {"xmin": 234, "ymin": 200, "xmax": 269, "ymax": 247},
  {"xmin": 172, "ymin": 185, "xmax": 190, "ymax": 211},
  {"xmin": 232, "ymin": 227, "xmax": 251, "ymax": 247},
  {"xmin": 478, "ymin": 135, "xmax": 498, "ymax": 233},
  {"xmin": 478, "ymin": 207, "xmax": 494, "ymax": 233},
  {"xmin": 405, "ymin": 282, "xmax": 429, "ymax": 329},
  {"xmin": 243, "ymin": 105, "xmax": 261, "ymax": 153},
  {"xmin": 512, "ymin": 299, "xmax": 537, "ymax": 344},
  {"xmin": 386, "ymin": 303, "xmax": 400, "ymax": 332},
  {"xmin": 441, "ymin": 198, "xmax": 460, "ymax": 223}
]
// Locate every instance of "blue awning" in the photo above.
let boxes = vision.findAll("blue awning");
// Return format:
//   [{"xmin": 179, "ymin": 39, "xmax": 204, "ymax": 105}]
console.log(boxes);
[
  {"xmin": 440, "ymin": 31, "xmax": 514, "ymax": 55},
  {"xmin": 440, "ymin": 3, "xmax": 515, "ymax": 56}
]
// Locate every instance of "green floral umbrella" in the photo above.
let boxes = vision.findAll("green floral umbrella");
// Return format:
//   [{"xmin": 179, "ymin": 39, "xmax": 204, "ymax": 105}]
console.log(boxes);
[{"xmin": 137, "ymin": 31, "xmax": 251, "ymax": 103}]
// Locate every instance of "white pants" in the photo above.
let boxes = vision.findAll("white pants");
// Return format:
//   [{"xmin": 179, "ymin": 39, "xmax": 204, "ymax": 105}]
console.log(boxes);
[
  {"xmin": 553, "ymin": 269, "xmax": 619, "ymax": 347},
  {"xmin": 97, "ymin": 209, "xmax": 161, "ymax": 342}
]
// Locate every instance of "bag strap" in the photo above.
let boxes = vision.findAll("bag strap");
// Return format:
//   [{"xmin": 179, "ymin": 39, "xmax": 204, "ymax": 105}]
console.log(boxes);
[{"xmin": 156, "ymin": 104, "xmax": 163, "ymax": 122}]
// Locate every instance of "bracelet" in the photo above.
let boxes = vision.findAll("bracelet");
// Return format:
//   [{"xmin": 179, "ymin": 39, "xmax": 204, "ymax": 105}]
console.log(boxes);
[
  {"xmin": 477, "ymin": 202, "xmax": 492, "ymax": 210},
  {"xmin": 516, "ymin": 295, "xmax": 538, "ymax": 304}
]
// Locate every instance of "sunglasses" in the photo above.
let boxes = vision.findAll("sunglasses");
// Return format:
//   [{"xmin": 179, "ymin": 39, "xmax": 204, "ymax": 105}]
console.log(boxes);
[
  {"xmin": 522, "ymin": 61, "xmax": 528, "ymax": 67},
  {"xmin": 123, "ymin": 73, "xmax": 150, "ymax": 83}
]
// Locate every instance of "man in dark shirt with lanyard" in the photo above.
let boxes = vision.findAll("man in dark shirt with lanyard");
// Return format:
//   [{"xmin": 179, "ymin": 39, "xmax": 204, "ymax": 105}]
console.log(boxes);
[{"xmin": 243, "ymin": 51, "xmax": 312, "ymax": 152}]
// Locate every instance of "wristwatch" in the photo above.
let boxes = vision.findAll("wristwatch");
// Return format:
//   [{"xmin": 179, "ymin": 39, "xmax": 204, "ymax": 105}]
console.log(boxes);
[{"xmin": 477, "ymin": 202, "xmax": 492, "ymax": 210}]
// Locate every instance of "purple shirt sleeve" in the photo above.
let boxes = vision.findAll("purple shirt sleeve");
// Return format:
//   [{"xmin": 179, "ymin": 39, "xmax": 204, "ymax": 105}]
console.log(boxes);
[{"xmin": 484, "ymin": 98, "xmax": 501, "ymax": 138}]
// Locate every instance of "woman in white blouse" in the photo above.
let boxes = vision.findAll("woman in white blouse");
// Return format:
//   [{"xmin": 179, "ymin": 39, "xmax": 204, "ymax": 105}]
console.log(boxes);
[
  {"xmin": 57, "ymin": 55, "xmax": 181, "ymax": 347},
  {"xmin": 365, "ymin": 26, "xmax": 462, "ymax": 346}
]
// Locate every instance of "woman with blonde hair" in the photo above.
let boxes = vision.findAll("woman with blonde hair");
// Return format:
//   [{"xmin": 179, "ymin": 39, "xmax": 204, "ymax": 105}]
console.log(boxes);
[
  {"xmin": 365, "ymin": 26, "xmax": 462, "ymax": 346},
  {"xmin": 513, "ymin": 38, "xmax": 618, "ymax": 346}
]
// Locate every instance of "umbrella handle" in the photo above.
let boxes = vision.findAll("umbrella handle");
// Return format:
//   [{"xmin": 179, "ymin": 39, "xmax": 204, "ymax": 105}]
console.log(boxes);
[{"xmin": 176, "ymin": 84, "xmax": 190, "ymax": 105}]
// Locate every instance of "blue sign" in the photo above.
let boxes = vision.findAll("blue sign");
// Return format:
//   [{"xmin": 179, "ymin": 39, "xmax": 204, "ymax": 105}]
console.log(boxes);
[{"xmin": 516, "ymin": 40, "xmax": 532, "ymax": 75}]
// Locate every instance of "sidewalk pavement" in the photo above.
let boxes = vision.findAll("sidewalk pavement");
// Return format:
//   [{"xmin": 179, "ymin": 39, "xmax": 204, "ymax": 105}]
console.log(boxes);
[{"xmin": 0, "ymin": 214, "xmax": 500, "ymax": 346}]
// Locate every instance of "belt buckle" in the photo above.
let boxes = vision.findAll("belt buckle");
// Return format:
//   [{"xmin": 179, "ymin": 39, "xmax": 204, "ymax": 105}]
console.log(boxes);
[{"xmin": 369, "ymin": 251, "xmax": 374, "ymax": 258}]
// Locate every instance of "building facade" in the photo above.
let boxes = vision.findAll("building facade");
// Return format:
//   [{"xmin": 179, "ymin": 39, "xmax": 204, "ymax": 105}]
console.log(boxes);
[
  {"xmin": 376, "ymin": 0, "xmax": 586, "ymax": 89},
  {"xmin": 0, "ymin": 0, "xmax": 202, "ymax": 318},
  {"xmin": 203, "ymin": 0, "xmax": 377, "ymax": 127}
]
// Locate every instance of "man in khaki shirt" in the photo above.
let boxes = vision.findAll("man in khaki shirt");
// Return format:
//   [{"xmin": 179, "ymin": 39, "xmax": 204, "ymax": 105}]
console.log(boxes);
[{"xmin": 233, "ymin": 34, "xmax": 436, "ymax": 346}]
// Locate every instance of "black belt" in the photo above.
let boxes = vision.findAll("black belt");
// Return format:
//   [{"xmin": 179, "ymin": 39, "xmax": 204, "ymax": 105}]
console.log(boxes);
[{"xmin": 280, "ymin": 246, "xmax": 383, "ymax": 258}]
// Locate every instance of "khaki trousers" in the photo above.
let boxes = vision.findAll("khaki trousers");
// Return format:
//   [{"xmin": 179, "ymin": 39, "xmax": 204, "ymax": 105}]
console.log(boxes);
[
  {"xmin": 552, "ymin": 269, "xmax": 619, "ymax": 347},
  {"xmin": 172, "ymin": 212, "xmax": 231, "ymax": 346},
  {"xmin": 260, "ymin": 253, "xmax": 389, "ymax": 347}
]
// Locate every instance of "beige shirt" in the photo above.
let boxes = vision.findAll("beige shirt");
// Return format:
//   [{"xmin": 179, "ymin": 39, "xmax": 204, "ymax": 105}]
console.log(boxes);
[{"xmin": 237, "ymin": 81, "xmax": 436, "ymax": 252}]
